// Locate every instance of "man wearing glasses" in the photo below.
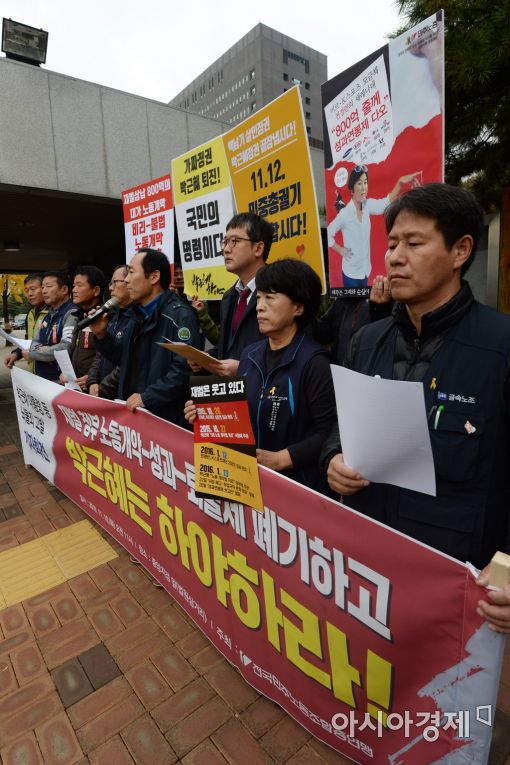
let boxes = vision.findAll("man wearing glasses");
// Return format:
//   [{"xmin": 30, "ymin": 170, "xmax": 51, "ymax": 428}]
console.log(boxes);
[
  {"xmin": 200, "ymin": 212, "xmax": 274, "ymax": 376},
  {"xmin": 88, "ymin": 265, "xmax": 132, "ymax": 398}
]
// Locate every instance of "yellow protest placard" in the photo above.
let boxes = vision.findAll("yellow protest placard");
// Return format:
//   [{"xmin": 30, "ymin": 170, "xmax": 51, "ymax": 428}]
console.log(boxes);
[
  {"xmin": 194, "ymin": 442, "xmax": 263, "ymax": 511},
  {"xmin": 222, "ymin": 86, "xmax": 326, "ymax": 289},
  {"xmin": 172, "ymin": 136, "xmax": 236, "ymax": 299}
]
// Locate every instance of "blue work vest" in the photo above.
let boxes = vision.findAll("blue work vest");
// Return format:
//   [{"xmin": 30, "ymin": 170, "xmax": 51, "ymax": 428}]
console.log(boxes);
[
  {"xmin": 347, "ymin": 302, "xmax": 510, "ymax": 566},
  {"xmin": 35, "ymin": 300, "xmax": 75, "ymax": 381},
  {"xmin": 239, "ymin": 331, "xmax": 327, "ymax": 490}
]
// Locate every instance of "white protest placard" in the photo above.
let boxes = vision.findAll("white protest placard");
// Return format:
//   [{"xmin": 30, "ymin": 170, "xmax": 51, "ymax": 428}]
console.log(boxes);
[{"xmin": 332, "ymin": 364, "xmax": 436, "ymax": 495}]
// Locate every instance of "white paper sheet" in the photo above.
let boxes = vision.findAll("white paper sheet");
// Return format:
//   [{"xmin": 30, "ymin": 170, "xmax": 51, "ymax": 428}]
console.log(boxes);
[
  {"xmin": 332, "ymin": 365, "xmax": 436, "ymax": 496},
  {"xmin": 53, "ymin": 349, "xmax": 82, "ymax": 392},
  {"xmin": 0, "ymin": 328, "xmax": 31, "ymax": 350}
]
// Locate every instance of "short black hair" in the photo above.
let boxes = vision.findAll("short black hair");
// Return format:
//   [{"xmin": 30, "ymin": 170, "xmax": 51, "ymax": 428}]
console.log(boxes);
[
  {"xmin": 384, "ymin": 183, "xmax": 484, "ymax": 275},
  {"xmin": 111, "ymin": 264, "xmax": 128, "ymax": 278},
  {"xmin": 348, "ymin": 166, "xmax": 368, "ymax": 192},
  {"xmin": 24, "ymin": 273, "xmax": 43, "ymax": 285},
  {"xmin": 136, "ymin": 248, "xmax": 171, "ymax": 290},
  {"xmin": 75, "ymin": 266, "xmax": 108, "ymax": 299},
  {"xmin": 226, "ymin": 212, "xmax": 274, "ymax": 261},
  {"xmin": 42, "ymin": 271, "xmax": 71, "ymax": 291},
  {"xmin": 255, "ymin": 259, "xmax": 322, "ymax": 328}
]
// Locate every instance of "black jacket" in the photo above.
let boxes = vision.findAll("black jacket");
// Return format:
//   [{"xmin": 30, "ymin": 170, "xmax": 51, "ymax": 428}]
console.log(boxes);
[
  {"xmin": 70, "ymin": 305, "xmax": 103, "ymax": 379},
  {"xmin": 321, "ymin": 283, "xmax": 510, "ymax": 567},
  {"xmin": 215, "ymin": 284, "xmax": 264, "ymax": 360},
  {"xmin": 87, "ymin": 308, "xmax": 131, "ymax": 390},
  {"xmin": 95, "ymin": 290, "xmax": 201, "ymax": 425},
  {"xmin": 315, "ymin": 297, "xmax": 392, "ymax": 365}
]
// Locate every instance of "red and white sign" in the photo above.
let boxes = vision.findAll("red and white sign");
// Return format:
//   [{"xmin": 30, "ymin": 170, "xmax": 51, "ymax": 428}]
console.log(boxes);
[
  {"xmin": 12, "ymin": 367, "xmax": 503, "ymax": 765},
  {"xmin": 122, "ymin": 174, "xmax": 174, "ymax": 265},
  {"xmin": 322, "ymin": 12, "xmax": 444, "ymax": 297}
]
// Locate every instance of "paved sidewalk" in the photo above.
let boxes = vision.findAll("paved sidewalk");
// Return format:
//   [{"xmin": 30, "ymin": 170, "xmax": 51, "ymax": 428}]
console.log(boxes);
[{"xmin": 0, "ymin": 351, "xmax": 509, "ymax": 765}]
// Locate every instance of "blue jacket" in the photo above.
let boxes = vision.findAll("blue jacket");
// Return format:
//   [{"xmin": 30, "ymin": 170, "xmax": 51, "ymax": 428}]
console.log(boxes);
[
  {"xmin": 238, "ymin": 330, "xmax": 333, "ymax": 491},
  {"xmin": 98, "ymin": 308, "xmax": 132, "ymax": 381},
  {"xmin": 31, "ymin": 299, "xmax": 77, "ymax": 381},
  {"xmin": 95, "ymin": 290, "xmax": 201, "ymax": 425}
]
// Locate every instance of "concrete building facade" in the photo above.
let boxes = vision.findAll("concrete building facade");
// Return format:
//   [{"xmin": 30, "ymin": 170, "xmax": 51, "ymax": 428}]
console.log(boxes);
[
  {"xmin": 168, "ymin": 23, "xmax": 327, "ymax": 149},
  {"xmin": 0, "ymin": 54, "xmax": 326, "ymax": 277}
]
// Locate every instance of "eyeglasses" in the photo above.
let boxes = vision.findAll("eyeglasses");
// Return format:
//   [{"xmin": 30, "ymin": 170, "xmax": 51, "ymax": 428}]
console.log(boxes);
[
  {"xmin": 354, "ymin": 165, "xmax": 368, "ymax": 173},
  {"xmin": 109, "ymin": 279, "xmax": 126, "ymax": 286},
  {"xmin": 222, "ymin": 236, "xmax": 255, "ymax": 251}
]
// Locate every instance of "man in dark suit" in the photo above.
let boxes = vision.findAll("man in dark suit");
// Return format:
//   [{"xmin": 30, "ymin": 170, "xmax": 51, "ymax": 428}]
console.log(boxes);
[{"xmin": 192, "ymin": 212, "xmax": 274, "ymax": 376}]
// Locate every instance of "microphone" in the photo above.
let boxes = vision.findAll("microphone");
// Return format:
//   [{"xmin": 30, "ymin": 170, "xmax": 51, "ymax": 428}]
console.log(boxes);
[{"xmin": 77, "ymin": 297, "xmax": 120, "ymax": 330}]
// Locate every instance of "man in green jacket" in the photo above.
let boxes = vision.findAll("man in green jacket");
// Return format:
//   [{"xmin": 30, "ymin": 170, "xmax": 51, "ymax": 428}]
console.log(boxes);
[{"xmin": 3, "ymin": 274, "xmax": 48, "ymax": 373}]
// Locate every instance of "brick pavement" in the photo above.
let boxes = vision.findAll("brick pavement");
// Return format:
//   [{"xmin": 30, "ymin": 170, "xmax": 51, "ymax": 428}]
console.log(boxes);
[{"xmin": 0, "ymin": 354, "xmax": 509, "ymax": 764}]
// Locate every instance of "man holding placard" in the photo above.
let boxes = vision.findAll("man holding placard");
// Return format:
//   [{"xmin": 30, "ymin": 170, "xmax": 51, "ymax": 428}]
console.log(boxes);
[{"xmin": 322, "ymin": 183, "xmax": 510, "ymax": 631}]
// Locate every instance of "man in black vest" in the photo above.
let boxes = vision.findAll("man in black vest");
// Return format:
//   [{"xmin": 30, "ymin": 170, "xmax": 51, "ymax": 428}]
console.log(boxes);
[{"xmin": 322, "ymin": 183, "xmax": 510, "ymax": 632}]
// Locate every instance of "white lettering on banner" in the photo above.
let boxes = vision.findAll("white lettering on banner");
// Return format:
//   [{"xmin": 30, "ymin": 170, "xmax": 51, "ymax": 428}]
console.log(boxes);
[
  {"xmin": 10, "ymin": 367, "xmax": 504, "ymax": 765},
  {"xmin": 123, "ymin": 178, "xmax": 171, "ymax": 206},
  {"xmin": 227, "ymin": 116, "xmax": 271, "ymax": 152},
  {"xmin": 230, "ymin": 121, "xmax": 297, "ymax": 169},
  {"xmin": 252, "ymin": 507, "xmax": 391, "ymax": 639}
]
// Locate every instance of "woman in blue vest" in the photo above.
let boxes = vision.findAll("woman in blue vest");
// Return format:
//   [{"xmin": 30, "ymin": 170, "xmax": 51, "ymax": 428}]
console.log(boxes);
[{"xmin": 185, "ymin": 258, "xmax": 336, "ymax": 492}]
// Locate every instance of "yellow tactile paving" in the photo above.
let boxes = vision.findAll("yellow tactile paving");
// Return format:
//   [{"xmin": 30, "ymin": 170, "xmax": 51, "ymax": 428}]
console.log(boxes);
[
  {"xmin": 0, "ymin": 537, "xmax": 65, "ymax": 605},
  {"xmin": 0, "ymin": 520, "xmax": 118, "ymax": 609},
  {"xmin": 41, "ymin": 519, "xmax": 118, "ymax": 579}
]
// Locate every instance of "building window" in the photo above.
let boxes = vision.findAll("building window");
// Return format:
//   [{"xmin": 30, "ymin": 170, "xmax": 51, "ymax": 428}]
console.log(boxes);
[
  {"xmin": 250, "ymin": 69, "xmax": 255, "ymax": 79},
  {"xmin": 306, "ymin": 111, "xmax": 311, "ymax": 120},
  {"xmin": 305, "ymin": 96, "xmax": 310, "ymax": 105},
  {"xmin": 283, "ymin": 49, "xmax": 310, "ymax": 74},
  {"xmin": 283, "ymin": 73, "xmax": 289, "ymax": 81},
  {"xmin": 306, "ymin": 126, "xmax": 311, "ymax": 134},
  {"xmin": 250, "ymin": 85, "xmax": 255, "ymax": 95},
  {"xmin": 251, "ymin": 101, "xmax": 257, "ymax": 111},
  {"xmin": 309, "ymin": 136, "xmax": 324, "ymax": 150},
  {"xmin": 305, "ymin": 82, "xmax": 310, "ymax": 90}
]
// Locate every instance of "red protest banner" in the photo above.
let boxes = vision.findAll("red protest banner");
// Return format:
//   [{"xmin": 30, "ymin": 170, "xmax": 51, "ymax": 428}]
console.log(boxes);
[
  {"xmin": 122, "ymin": 174, "xmax": 174, "ymax": 263},
  {"xmin": 12, "ymin": 368, "xmax": 502, "ymax": 764}
]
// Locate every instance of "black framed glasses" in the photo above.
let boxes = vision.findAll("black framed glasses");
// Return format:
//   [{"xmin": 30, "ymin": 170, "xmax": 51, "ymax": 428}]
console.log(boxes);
[
  {"xmin": 109, "ymin": 279, "xmax": 126, "ymax": 286},
  {"xmin": 222, "ymin": 236, "xmax": 255, "ymax": 251}
]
